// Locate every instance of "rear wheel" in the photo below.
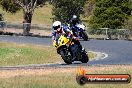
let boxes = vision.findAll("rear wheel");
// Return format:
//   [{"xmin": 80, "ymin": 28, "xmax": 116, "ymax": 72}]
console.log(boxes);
[
  {"xmin": 60, "ymin": 50, "xmax": 72, "ymax": 64},
  {"xmin": 81, "ymin": 52, "xmax": 89, "ymax": 63}
]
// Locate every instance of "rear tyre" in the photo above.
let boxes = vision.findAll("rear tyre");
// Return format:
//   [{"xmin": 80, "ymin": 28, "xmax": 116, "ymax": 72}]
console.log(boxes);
[
  {"xmin": 81, "ymin": 52, "xmax": 89, "ymax": 63},
  {"xmin": 81, "ymin": 31, "xmax": 88, "ymax": 41}
]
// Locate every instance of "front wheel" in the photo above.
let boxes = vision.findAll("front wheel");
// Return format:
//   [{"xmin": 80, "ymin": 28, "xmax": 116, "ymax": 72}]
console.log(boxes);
[
  {"xmin": 60, "ymin": 50, "xmax": 72, "ymax": 64},
  {"xmin": 81, "ymin": 31, "xmax": 88, "ymax": 41},
  {"xmin": 81, "ymin": 52, "xmax": 89, "ymax": 63}
]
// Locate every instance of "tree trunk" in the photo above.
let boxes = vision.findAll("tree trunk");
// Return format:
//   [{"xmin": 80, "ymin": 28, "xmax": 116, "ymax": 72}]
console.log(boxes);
[{"xmin": 23, "ymin": 11, "xmax": 32, "ymax": 35}]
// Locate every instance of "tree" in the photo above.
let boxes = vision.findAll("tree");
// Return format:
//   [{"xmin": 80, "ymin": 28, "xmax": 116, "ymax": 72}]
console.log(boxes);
[
  {"xmin": 0, "ymin": 0, "xmax": 47, "ymax": 35},
  {"xmin": 51, "ymin": 0, "xmax": 87, "ymax": 23},
  {"xmin": 89, "ymin": 0, "xmax": 132, "ymax": 29},
  {"xmin": 83, "ymin": 0, "xmax": 95, "ymax": 17}
]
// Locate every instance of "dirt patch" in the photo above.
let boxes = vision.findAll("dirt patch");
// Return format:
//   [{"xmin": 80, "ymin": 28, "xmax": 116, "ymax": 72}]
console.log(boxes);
[
  {"xmin": 0, "ymin": 67, "xmax": 76, "ymax": 78},
  {"xmin": 1, "ymin": 28, "xmax": 52, "ymax": 36},
  {"xmin": 0, "ymin": 65, "xmax": 132, "ymax": 78}
]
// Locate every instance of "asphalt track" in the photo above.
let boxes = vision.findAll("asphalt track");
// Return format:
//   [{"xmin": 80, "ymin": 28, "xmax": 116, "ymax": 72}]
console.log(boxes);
[{"xmin": 0, "ymin": 35, "xmax": 132, "ymax": 69}]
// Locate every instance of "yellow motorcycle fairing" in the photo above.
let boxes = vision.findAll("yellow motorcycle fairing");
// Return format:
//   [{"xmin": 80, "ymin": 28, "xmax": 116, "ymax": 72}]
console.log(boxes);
[{"xmin": 53, "ymin": 35, "xmax": 73, "ymax": 49}]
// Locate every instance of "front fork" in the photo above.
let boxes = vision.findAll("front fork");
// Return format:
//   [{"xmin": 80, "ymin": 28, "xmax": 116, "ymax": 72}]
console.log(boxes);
[{"xmin": 58, "ymin": 48, "xmax": 72, "ymax": 57}]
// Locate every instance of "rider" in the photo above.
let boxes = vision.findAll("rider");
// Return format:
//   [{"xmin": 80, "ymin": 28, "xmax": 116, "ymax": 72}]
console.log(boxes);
[
  {"xmin": 52, "ymin": 21, "xmax": 72, "ymax": 42},
  {"xmin": 67, "ymin": 15, "xmax": 80, "ymax": 36},
  {"xmin": 52, "ymin": 21, "xmax": 82, "ymax": 49},
  {"xmin": 69, "ymin": 15, "xmax": 80, "ymax": 27}
]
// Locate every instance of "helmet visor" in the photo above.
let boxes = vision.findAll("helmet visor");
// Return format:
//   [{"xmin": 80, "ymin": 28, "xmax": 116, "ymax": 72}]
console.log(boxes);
[{"xmin": 53, "ymin": 25, "xmax": 60, "ymax": 30}]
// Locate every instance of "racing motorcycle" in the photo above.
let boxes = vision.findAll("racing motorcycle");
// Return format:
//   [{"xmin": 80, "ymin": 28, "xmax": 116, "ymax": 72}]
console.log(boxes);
[
  {"xmin": 71, "ymin": 24, "xmax": 89, "ymax": 41},
  {"xmin": 53, "ymin": 35, "xmax": 89, "ymax": 64}
]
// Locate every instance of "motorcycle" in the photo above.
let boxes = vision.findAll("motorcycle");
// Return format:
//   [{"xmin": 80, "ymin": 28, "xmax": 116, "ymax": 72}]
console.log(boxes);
[
  {"xmin": 71, "ymin": 24, "xmax": 89, "ymax": 41},
  {"xmin": 53, "ymin": 35, "xmax": 89, "ymax": 64}
]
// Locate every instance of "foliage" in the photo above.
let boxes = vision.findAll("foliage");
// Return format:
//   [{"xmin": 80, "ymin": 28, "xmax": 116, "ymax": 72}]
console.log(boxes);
[
  {"xmin": 0, "ymin": 0, "xmax": 20, "ymax": 13},
  {"xmin": 0, "ymin": 0, "xmax": 48, "ymax": 35},
  {"xmin": 83, "ymin": 0, "xmax": 95, "ymax": 17},
  {"xmin": 51, "ymin": 0, "xmax": 87, "ymax": 23},
  {"xmin": 89, "ymin": 28, "xmax": 129, "ymax": 36},
  {"xmin": 125, "ymin": 17, "xmax": 132, "ymax": 31},
  {"xmin": 89, "ymin": 0, "xmax": 132, "ymax": 29},
  {"xmin": 0, "ymin": 0, "xmax": 47, "ymax": 13}
]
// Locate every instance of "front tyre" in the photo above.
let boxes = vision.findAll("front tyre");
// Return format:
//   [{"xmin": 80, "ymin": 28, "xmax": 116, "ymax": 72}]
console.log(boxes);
[{"xmin": 60, "ymin": 50, "xmax": 72, "ymax": 64}]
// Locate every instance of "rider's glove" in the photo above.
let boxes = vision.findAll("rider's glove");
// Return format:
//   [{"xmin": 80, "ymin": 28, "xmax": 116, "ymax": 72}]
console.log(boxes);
[
  {"xmin": 67, "ymin": 36, "xmax": 72, "ymax": 42},
  {"xmin": 67, "ymin": 36, "xmax": 70, "ymax": 39},
  {"xmin": 73, "ymin": 36, "xmax": 79, "ymax": 41}
]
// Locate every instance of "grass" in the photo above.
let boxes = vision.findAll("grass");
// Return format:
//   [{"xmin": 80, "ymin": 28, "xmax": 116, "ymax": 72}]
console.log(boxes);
[
  {"xmin": 0, "ymin": 3, "xmax": 53, "ymax": 25},
  {"xmin": 0, "ymin": 2, "xmax": 89, "ymax": 26},
  {"xmin": 0, "ymin": 2, "xmax": 88, "ymax": 25},
  {"xmin": 0, "ymin": 42, "xmax": 61, "ymax": 66},
  {"xmin": 0, "ymin": 66, "xmax": 132, "ymax": 88},
  {"xmin": 0, "ymin": 42, "xmax": 95, "ymax": 66}
]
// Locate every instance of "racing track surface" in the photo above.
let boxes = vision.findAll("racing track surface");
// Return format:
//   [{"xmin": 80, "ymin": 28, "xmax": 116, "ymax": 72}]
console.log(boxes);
[{"xmin": 0, "ymin": 35, "xmax": 132, "ymax": 69}]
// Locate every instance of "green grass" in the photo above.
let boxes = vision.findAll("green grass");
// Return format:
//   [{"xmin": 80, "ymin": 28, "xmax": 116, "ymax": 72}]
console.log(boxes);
[
  {"xmin": 0, "ymin": 42, "xmax": 61, "ymax": 66},
  {"xmin": 0, "ymin": 66, "xmax": 132, "ymax": 88},
  {"xmin": 0, "ymin": 42, "xmax": 95, "ymax": 66}
]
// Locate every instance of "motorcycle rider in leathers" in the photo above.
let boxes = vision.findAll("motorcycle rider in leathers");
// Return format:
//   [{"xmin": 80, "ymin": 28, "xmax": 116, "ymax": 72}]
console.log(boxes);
[
  {"xmin": 67, "ymin": 15, "xmax": 81, "ymax": 37},
  {"xmin": 52, "ymin": 21, "xmax": 82, "ymax": 51}
]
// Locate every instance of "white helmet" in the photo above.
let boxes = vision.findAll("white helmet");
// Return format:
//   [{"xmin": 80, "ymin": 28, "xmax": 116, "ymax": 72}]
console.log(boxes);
[
  {"xmin": 72, "ymin": 15, "xmax": 77, "ymax": 19},
  {"xmin": 52, "ymin": 21, "xmax": 61, "ymax": 30}
]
